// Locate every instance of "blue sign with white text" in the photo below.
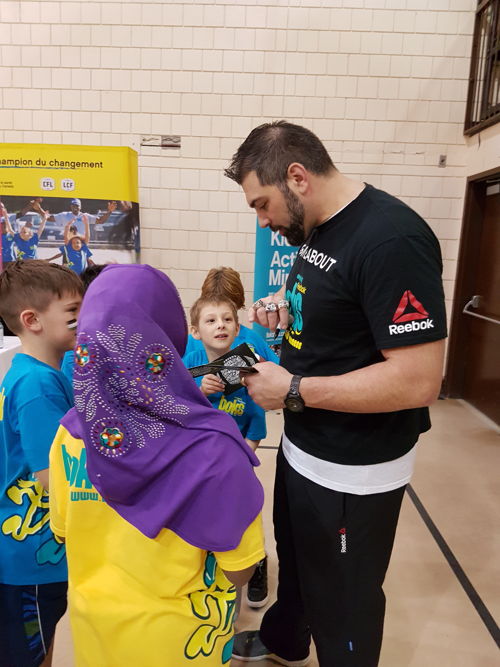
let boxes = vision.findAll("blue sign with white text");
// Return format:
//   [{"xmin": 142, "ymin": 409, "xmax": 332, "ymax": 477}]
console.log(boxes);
[{"xmin": 253, "ymin": 221, "xmax": 298, "ymax": 344}]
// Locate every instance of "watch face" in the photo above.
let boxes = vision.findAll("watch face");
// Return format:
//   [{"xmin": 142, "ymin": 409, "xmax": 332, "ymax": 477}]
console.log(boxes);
[{"xmin": 285, "ymin": 397, "xmax": 305, "ymax": 413}]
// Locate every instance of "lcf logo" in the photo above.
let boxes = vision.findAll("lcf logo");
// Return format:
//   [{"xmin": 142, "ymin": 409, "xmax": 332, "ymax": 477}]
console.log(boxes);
[{"xmin": 388, "ymin": 290, "xmax": 434, "ymax": 335}]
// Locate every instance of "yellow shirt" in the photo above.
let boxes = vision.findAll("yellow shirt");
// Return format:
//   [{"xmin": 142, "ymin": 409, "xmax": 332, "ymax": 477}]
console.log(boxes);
[{"xmin": 49, "ymin": 426, "xmax": 265, "ymax": 667}]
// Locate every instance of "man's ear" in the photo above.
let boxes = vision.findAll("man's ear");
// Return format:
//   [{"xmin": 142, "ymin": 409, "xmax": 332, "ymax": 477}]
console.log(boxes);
[
  {"xmin": 19, "ymin": 309, "xmax": 42, "ymax": 333},
  {"xmin": 287, "ymin": 162, "xmax": 309, "ymax": 195},
  {"xmin": 190, "ymin": 325, "xmax": 201, "ymax": 340}
]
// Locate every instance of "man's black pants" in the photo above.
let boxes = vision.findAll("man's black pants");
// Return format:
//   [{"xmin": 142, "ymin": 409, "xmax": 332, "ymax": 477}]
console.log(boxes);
[{"xmin": 259, "ymin": 447, "xmax": 406, "ymax": 667}]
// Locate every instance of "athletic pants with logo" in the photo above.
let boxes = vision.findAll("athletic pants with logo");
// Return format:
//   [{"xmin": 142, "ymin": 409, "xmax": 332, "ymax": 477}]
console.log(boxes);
[{"xmin": 259, "ymin": 447, "xmax": 406, "ymax": 667}]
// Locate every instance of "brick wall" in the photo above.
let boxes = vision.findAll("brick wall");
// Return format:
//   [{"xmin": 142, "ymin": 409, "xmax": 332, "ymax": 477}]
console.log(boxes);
[{"xmin": 0, "ymin": 0, "xmax": 479, "ymax": 323}]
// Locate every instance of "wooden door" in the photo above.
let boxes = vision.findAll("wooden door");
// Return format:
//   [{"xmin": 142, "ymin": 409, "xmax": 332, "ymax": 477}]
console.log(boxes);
[{"xmin": 446, "ymin": 171, "xmax": 500, "ymax": 425}]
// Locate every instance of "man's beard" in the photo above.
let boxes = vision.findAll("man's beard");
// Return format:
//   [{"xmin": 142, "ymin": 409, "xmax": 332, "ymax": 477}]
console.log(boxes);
[{"xmin": 280, "ymin": 184, "xmax": 306, "ymax": 246}]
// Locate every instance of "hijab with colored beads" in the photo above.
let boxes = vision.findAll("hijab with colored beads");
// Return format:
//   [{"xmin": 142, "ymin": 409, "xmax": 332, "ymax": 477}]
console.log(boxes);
[{"xmin": 62, "ymin": 264, "xmax": 263, "ymax": 550}]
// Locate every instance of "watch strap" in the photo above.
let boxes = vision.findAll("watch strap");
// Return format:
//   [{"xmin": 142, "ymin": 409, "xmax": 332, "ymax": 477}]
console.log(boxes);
[{"xmin": 288, "ymin": 374, "xmax": 303, "ymax": 399}]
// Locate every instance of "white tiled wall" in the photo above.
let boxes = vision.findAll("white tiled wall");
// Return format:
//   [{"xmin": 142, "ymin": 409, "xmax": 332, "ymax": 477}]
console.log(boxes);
[{"xmin": 0, "ymin": 0, "xmax": 481, "ymax": 321}]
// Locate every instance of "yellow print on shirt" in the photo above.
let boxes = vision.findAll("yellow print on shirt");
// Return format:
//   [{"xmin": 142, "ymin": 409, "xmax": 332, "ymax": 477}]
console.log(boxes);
[
  {"xmin": 0, "ymin": 387, "xmax": 5, "ymax": 421},
  {"xmin": 1, "ymin": 478, "xmax": 49, "ymax": 541},
  {"xmin": 284, "ymin": 273, "xmax": 305, "ymax": 350},
  {"xmin": 217, "ymin": 396, "xmax": 245, "ymax": 417},
  {"xmin": 185, "ymin": 553, "xmax": 236, "ymax": 663}
]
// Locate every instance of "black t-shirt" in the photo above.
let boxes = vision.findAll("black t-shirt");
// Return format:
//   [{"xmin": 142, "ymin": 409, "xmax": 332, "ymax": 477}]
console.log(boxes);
[{"xmin": 280, "ymin": 184, "xmax": 447, "ymax": 465}]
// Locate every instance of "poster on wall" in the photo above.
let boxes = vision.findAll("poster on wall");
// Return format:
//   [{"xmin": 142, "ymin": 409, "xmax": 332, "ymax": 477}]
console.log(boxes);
[
  {"xmin": 253, "ymin": 221, "xmax": 298, "ymax": 349},
  {"xmin": 0, "ymin": 143, "xmax": 139, "ymax": 274}
]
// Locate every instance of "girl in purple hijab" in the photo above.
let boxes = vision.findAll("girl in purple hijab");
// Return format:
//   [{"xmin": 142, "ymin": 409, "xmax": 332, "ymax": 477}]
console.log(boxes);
[{"xmin": 48, "ymin": 264, "xmax": 265, "ymax": 667}]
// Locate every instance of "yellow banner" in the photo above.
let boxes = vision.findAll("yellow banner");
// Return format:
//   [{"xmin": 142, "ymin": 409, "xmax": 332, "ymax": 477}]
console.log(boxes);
[{"xmin": 0, "ymin": 144, "xmax": 138, "ymax": 201}]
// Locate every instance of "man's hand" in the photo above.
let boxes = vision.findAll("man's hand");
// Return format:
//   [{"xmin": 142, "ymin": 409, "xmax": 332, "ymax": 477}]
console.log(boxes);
[
  {"xmin": 201, "ymin": 373, "xmax": 224, "ymax": 396},
  {"xmin": 242, "ymin": 362, "xmax": 292, "ymax": 410},
  {"xmin": 31, "ymin": 199, "xmax": 46, "ymax": 215},
  {"xmin": 96, "ymin": 202, "xmax": 117, "ymax": 225},
  {"xmin": 248, "ymin": 287, "xmax": 289, "ymax": 334}
]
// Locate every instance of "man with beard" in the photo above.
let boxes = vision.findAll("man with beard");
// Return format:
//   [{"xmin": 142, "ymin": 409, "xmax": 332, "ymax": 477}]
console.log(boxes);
[{"xmin": 225, "ymin": 121, "xmax": 447, "ymax": 667}]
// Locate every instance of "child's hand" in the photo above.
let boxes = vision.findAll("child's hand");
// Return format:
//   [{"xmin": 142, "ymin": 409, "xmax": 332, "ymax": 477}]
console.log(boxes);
[
  {"xmin": 201, "ymin": 374, "xmax": 224, "ymax": 396},
  {"xmin": 245, "ymin": 439, "xmax": 260, "ymax": 452}
]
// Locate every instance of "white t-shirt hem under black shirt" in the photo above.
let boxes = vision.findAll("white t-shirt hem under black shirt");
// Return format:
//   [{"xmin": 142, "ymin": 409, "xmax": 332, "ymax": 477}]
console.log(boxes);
[{"xmin": 282, "ymin": 432, "xmax": 416, "ymax": 495}]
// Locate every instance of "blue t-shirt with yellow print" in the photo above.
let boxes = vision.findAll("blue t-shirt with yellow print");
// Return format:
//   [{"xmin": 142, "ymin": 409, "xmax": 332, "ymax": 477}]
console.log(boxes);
[
  {"xmin": 14, "ymin": 232, "xmax": 39, "ymax": 260},
  {"xmin": 0, "ymin": 353, "xmax": 71, "ymax": 584},
  {"xmin": 59, "ymin": 241, "xmax": 93, "ymax": 275},
  {"xmin": 183, "ymin": 349, "xmax": 266, "ymax": 442}
]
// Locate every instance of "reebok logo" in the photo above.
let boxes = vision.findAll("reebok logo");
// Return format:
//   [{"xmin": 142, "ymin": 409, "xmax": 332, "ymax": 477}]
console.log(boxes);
[
  {"xmin": 389, "ymin": 290, "xmax": 434, "ymax": 335},
  {"xmin": 339, "ymin": 527, "xmax": 347, "ymax": 553},
  {"xmin": 389, "ymin": 320, "xmax": 434, "ymax": 335}
]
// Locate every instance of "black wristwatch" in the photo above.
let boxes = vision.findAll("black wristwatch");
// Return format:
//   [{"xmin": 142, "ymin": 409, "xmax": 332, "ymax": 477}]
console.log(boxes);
[{"xmin": 284, "ymin": 375, "xmax": 305, "ymax": 413}]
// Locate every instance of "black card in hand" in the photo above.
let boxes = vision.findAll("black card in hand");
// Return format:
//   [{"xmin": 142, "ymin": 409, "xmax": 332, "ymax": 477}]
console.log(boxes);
[{"xmin": 188, "ymin": 343, "xmax": 259, "ymax": 395}]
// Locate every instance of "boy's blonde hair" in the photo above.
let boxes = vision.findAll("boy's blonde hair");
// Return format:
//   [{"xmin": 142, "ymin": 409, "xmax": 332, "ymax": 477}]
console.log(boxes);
[
  {"xmin": 190, "ymin": 296, "xmax": 238, "ymax": 329},
  {"xmin": 0, "ymin": 260, "xmax": 83, "ymax": 334}
]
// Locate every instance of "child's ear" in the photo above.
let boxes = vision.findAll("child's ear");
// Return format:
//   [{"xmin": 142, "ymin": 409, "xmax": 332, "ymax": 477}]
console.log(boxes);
[
  {"xmin": 190, "ymin": 325, "xmax": 201, "ymax": 340},
  {"xmin": 235, "ymin": 321, "xmax": 240, "ymax": 336},
  {"xmin": 20, "ymin": 309, "xmax": 42, "ymax": 333}
]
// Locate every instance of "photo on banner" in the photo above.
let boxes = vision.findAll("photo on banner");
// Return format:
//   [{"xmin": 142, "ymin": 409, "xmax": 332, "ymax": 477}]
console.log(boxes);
[
  {"xmin": 252, "ymin": 220, "xmax": 298, "ymax": 352},
  {"xmin": 0, "ymin": 144, "xmax": 139, "ymax": 274}
]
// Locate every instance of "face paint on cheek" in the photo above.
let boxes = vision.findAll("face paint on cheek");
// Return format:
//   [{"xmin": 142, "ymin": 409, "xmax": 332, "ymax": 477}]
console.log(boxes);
[{"xmin": 67, "ymin": 319, "xmax": 78, "ymax": 330}]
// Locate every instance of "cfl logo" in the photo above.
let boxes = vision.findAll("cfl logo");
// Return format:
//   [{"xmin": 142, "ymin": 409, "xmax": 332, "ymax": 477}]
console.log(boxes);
[
  {"xmin": 61, "ymin": 178, "xmax": 75, "ymax": 191},
  {"xmin": 40, "ymin": 177, "xmax": 55, "ymax": 190}
]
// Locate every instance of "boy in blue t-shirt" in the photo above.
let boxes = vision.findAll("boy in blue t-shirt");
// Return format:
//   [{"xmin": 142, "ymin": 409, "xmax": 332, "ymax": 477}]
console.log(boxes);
[
  {"xmin": 48, "ymin": 218, "xmax": 94, "ymax": 276},
  {"xmin": 184, "ymin": 296, "xmax": 270, "ymax": 609},
  {"xmin": 58, "ymin": 236, "xmax": 93, "ymax": 275},
  {"xmin": 0, "ymin": 260, "xmax": 83, "ymax": 666},
  {"xmin": 184, "ymin": 296, "xmax": 267, "ymax": 449},
  {"xmin": 14, "ymin": 214, "xmax": 47, "ymax": 260}
]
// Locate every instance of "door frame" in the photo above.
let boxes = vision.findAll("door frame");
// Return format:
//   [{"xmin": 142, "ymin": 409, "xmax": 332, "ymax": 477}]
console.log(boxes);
[{"xmin": 444, "ymin": 165, "xmax": 500, "ymax": 397}]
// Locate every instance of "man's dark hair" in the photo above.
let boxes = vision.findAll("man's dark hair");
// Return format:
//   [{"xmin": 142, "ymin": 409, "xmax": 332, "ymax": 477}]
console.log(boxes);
[
  {"xmin": 0, "ymin": 260, "xmax": 83, "ymax": 334},
  {"xmin": 224, "ymin": 120, "xmax": 335, "ymax": 186}
]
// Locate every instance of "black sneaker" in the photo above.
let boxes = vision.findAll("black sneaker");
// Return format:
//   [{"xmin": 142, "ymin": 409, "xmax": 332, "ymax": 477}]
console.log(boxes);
[
  {"xmin": 247, "ymin": 557, "xmax": 269, "ymax": 608},
  {"xmin": 232, "ymin": 630, "xmax": 310, "ymax": 666}
]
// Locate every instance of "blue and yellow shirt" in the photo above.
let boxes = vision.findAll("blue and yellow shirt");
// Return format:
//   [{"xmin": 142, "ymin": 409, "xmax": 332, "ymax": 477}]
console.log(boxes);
[
  {"xmin": 14, "ymin": 232, "xmax": 40, "ymax": 260},
  {"xmin": 50, "ymin": 426, "xmax": 265, "ymax": 666},
  {"xmin": 59, "ymin": 242, "xmax": 93, "ymax": 275},
  {"xmin": 0, "ymin": 353, "xmax": 72, "ymax": 584}
]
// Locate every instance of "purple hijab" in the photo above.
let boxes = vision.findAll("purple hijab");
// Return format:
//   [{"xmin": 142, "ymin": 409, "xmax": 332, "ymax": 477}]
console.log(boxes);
[{"xmin": 62, "ymin": 264, "xmax": 264, "ymax": 551}]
